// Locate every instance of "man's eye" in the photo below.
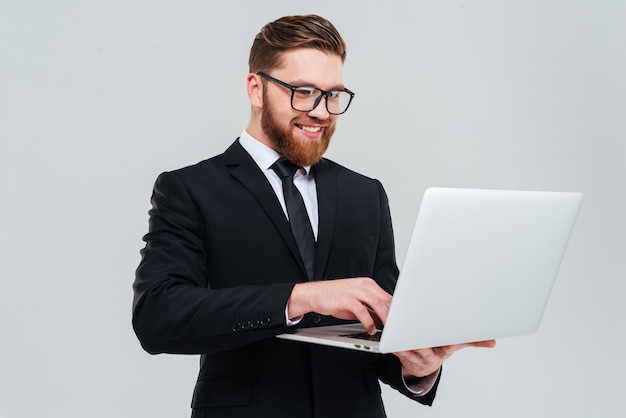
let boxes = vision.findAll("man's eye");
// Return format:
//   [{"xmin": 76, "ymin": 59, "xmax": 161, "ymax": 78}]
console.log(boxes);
[
  {"xmin": 294, "ymin": 87, "xmax": 317, "ymax": 97},
  {"xmin": 327, "ymin": 91, "xmax": 341, "ymax": 99}
]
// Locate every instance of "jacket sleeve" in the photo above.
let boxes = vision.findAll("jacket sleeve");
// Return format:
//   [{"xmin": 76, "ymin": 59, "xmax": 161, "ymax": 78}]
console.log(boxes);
[
  {"xmin": 370, "ymin": 179, "xmax": 400, "ymax": 294},
  {"xmin": 132, "ymin": 171, "xmax": 296, "ymax": 355}
]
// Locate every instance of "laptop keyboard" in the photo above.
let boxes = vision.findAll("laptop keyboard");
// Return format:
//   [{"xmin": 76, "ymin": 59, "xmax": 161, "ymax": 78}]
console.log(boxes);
[{"xmin": 340, "ymin": 331, "xmax": 382, "ymax": 342}]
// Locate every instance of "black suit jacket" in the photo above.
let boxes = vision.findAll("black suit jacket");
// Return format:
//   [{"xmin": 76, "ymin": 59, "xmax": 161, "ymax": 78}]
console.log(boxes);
[{"xmin": 133, "ymin": 140, "xmax": 439, "ymax": 417}]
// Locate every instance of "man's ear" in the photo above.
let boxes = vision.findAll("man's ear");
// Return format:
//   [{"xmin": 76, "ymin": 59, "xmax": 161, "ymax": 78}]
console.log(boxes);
[{"xmin": 247, "ymin": 73, "xmax": 263, "ymax": 108}]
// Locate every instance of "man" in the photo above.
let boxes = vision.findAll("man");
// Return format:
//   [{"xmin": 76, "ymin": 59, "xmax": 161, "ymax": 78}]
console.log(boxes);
[{"xmin": 132, "ymin": 14, "xmax": 494, "ymax": 418}]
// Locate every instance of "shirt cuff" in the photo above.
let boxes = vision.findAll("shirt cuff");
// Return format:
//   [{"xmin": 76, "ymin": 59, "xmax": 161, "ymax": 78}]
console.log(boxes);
[
  {"xmin": 402, "ymin": 368, "xmax": 440, "ymax": 396},
  {"xmin": 285, "ymin": 302, "xmax": 303, "ymax": 326}
]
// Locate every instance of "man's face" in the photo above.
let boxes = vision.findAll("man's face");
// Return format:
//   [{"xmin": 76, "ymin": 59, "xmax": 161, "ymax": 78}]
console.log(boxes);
[{"xmin": 259, "ymin": 48, "xmax": 343, "ymax": 167}]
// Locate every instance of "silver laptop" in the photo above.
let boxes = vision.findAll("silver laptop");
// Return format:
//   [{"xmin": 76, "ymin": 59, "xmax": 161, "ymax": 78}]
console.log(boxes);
[{"xmin": 277, "ymin": 187, "xmax": 582, "ymax": 353}]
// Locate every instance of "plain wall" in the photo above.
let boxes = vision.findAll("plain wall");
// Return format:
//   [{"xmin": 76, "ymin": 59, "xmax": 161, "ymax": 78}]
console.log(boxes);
[{"xmin": 1, "ymin": 1, "xmax": 624, "ymax": 417}]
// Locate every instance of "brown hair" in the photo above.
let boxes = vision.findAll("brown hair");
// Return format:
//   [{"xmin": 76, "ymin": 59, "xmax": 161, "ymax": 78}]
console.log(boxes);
[{"xmin": 248, "ymin": 14, "xmax": 347, "ymax": 73}]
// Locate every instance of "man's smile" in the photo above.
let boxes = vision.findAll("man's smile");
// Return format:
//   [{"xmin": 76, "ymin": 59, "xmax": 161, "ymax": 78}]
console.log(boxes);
[{"xmin": 296, "ymin": 123, "xmax": 323, "ymax": 134}]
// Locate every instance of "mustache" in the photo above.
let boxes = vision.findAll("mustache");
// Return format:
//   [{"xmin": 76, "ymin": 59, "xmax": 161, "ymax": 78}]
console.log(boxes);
[{"xmin": 293, "ymin": 116, "xmax": 330, "ymax": 126}]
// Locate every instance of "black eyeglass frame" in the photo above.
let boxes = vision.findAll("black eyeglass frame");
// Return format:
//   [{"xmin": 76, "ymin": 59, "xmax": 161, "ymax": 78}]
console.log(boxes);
[{"xmin": 257, "ymin": 71, "xmax": 355, "ymax": 115}]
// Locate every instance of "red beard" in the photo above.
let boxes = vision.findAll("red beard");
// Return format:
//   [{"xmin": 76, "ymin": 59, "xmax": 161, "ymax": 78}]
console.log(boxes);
[{"xmin": 261, "ymin": 91, "xmax": 335, "ymax": 167}]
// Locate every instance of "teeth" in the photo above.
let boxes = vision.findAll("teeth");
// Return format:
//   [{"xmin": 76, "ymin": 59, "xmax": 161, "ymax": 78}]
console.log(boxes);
[{"xmin": 298, "ymin": 125, "xmax": 322, "ymax": 133}]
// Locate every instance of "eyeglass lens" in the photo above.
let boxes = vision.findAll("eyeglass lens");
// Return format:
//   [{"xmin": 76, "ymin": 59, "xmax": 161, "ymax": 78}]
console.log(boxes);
[{"xmin": 292, "ymin": 87, "xmax": 352, "ymax": 114}]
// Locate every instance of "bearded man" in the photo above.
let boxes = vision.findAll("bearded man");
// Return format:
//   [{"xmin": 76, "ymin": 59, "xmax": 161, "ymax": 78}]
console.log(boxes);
[{"xmin": 132, "ymin": 14, "xmax": 491, "ymax": 418}]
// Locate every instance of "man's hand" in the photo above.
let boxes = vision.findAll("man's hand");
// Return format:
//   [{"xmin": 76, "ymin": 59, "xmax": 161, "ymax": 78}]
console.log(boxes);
[
  {"xmin": 395, "ymin": 340, "xmax": 497, "ymax": 378},
  {"xmin": 287, "ymin": 278, "xmax": 392, "ymax": 335}
]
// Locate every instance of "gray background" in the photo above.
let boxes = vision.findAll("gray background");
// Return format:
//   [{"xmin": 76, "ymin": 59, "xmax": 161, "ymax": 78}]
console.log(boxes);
[{"xmin": 1, "ymin": 1, "xmax": 624, "ymax": 417}]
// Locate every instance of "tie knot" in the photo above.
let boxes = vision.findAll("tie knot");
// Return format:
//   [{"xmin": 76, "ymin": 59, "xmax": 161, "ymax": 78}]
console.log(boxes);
[{"xmin": 271, "ymin": 158, "xmax": 300, "ymax": 179}]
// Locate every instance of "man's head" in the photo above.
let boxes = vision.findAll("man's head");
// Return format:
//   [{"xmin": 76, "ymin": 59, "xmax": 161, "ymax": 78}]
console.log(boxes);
[{"xmin": 246, "ymin": 15, "xmax": 351, "ymax": 167}]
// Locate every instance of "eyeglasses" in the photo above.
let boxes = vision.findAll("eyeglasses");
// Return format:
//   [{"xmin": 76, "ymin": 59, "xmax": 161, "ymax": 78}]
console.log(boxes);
[{"xmin": 257, "ymin": 72, "xmax": 355, "ymax": 115}]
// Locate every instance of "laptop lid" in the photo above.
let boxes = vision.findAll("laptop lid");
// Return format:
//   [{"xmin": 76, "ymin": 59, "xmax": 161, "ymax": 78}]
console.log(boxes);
[{"xmin": 379, "ymin": 187, "xmax": 582, "ymax": 352}]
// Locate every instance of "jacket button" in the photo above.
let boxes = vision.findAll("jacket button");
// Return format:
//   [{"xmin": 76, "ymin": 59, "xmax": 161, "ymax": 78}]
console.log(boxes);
[
  {"xmin": 241, "ymin": 320, "xmax": 251, "ymax": 330},
  {"xmin": 311, "ymin": 313, "xmax": 322, "ymax": 324},
  {"xmin": 251, "ymin": 319, "xmax": 260, "ymax": 329},
  {"xmin": 260, "ymin": 317, "xmax": 271, "ymax": 327},
  {"xmin": 232, "ymin": 322, "xmax": 241, "ymax": 332}
]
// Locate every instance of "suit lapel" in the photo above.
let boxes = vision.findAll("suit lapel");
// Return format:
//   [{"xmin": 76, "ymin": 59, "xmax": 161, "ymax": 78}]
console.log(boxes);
[
  {"xmin": 312, "ymin": 159, "xmax": 337, "ymax": 281},
  {"xmin": 224, "ymin": 140, "xmax": 309, "ymax": 278}
]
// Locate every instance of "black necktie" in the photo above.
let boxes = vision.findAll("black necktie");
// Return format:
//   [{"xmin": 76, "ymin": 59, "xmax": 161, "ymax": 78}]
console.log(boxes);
[{"xmin": 271, "ymin": 159, "xmax": 316, "ymax": 280}]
